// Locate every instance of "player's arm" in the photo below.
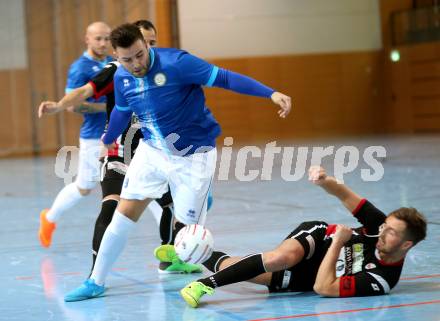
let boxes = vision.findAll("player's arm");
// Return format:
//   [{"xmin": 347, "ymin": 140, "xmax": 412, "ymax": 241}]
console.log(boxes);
[
  {"xmin": 308, "ymin": 166, "xmax": 363, "ymax": 213},
  {"xmin": 74, "ymin": 62, "xmax": 118, "ymax": 114},
  {"xmin": 37, "ymin": 83, "xmax": 95, "ymax": 118},
  {"xmin": 101, "ymin": 79, "xmax": 131, "ymax": 149},
  {"xmin": 212, "ymin": 69, "xmax": 291, "ymax": 118},
  {"xmin": 71, "ymin": 101, "xmax": 106, "ymax": 114},
  {"xmin": 177, "ymin": 52, "xmax": 291, "ymax": 118},
  {"xmin": 313, "ymin": 224, "xmax": 352, "ymax": 297}
]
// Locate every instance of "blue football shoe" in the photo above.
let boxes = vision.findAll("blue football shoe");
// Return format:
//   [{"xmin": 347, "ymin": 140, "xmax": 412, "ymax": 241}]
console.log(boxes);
[{"xmin": 64, "ymin": 279, "xmax": 105, "ymax": 302}]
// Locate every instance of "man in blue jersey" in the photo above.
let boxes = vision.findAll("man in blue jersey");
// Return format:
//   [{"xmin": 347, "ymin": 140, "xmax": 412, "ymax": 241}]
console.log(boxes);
[
  {"xmin": 38, "ymin": 22, "xmax": 113, "ymax": 248},
  {"xmin": 64, "ymin": 23, "xmax": 291, "ymax": 301}
]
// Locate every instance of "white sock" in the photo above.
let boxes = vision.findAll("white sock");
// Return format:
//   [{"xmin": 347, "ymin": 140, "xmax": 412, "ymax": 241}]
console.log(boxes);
[
  {"xmin": 46, "ymin": 183, "xmax": 84, "ymax": 222},
  {"xmin": 147, "ymin": 200, "xmax": 162, "ymax": 226},
  {"xmin": 90, "ymin": 211, "xmax": 136, "ymax": 286}
]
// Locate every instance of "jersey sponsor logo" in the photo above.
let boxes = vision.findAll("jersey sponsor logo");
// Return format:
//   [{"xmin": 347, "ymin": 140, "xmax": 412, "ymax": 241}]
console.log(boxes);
[
  {"xmin": 154, "ymin": 72, "xmax": 166, "ymax": 86},
  {"xmin": 365, "ymin": 263, "xmax": 376, "ymax": 270},
  {"xmin": 123, "ymin": 79, "xmax": 130, "ymax": 87},
  {"xmin": 336, "ymin": 248, "xmax": 346, "ymax": 277},
  {"xmin": 339, "ymin": 243, "xmax": 364, "ymax": 276},
  {"xmin": 352, "ymin": 243, "xmax": 364, "ymax": 273}
]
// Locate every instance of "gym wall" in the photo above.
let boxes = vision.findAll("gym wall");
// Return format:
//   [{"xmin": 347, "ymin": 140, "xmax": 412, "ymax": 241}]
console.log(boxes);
[{"xmin": 0, "ymin": 0, "xmax": 437, "ymax": 157}]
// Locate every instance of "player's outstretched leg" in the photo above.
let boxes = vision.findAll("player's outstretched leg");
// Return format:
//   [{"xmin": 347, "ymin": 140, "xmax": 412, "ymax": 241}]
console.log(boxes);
[
  {"xmin": 39, "ymin": 209, "xmax": 56, "ymax": 248},
  {"xmin": 180, "ymin": 281, "xmax": 214, "ymax": 308}
]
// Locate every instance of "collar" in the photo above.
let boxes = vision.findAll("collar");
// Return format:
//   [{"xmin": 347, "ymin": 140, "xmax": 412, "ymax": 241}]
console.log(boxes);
[
  {"xmin": 375, "ymin": 249, "xmax": 404, "ymax": 266},
  {"xmin": 147, "ymin": 47, "xmax": 155, "ymax": 72}
]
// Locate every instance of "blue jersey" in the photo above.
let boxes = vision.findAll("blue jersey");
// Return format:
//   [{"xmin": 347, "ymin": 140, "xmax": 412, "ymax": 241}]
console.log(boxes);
[
  {"xmin": 66, "ymin": 52, "xmax": 114, "ymax": 139},
  {"xmin": 113, "ymin": 48, "xmax": 221, "ymax": 155}
]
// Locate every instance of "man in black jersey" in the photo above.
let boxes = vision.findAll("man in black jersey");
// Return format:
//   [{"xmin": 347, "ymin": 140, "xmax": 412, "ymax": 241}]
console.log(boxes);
[
  {"xmin": 177, "ymin": 166, "xmax": 427, "ymax": 308},
  {"xmin": 38, "ymin": 20, "xmax": 206, "ymax": 274}
]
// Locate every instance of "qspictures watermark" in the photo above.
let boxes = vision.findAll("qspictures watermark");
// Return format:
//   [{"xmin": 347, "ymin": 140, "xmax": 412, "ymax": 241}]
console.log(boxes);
[{"xmin": 54, "ymin": 136, "xmax": 386, "ymax": 185}]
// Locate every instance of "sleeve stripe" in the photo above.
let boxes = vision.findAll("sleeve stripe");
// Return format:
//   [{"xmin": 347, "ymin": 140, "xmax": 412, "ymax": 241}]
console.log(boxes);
[
  {"xmin": 367, "ymin": 272, "xmax": 390, "ymax": 293},
  {"xmin": 352, "ymin": 198, "xmax": 367, "ymax": 216},
  {"xmin": 205, "ymin": 66, "xmax": 219, "ymax": 87},
  {"xmin": 339, "ymin": 276, "xmax": 356, "ymax": 297},
  {"xmin": 88, "ymin": 81, "xmax": 98, "ymax": 97},
  {"xmin": 115, "ymin": 104, "xmax": 131, "ymax": 112}
]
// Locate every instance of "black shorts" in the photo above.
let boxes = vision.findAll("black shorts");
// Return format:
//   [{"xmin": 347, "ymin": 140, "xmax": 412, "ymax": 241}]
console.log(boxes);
[
  {"xmin": 268, "ymin": 221, "xmax": 329, "ymax": 293},
  {"xmin": 100, "ymin": 160, "xmax": 125, "ymax": 198}
]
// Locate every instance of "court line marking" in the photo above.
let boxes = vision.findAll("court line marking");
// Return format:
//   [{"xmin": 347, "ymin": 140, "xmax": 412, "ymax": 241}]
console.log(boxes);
[
  {"xmin": 247, "ymin": 299, "xmax": 440, "ymax": 321},
  {"xmin": 15, "ymin": 271, "xmax": 440, "ymax": 281},
  {"xmin": 15, "ymin": 267, "xmax": 127, "ymax": 280},
  {"xmin": 400, "ymin": 273, "xmax": 440, "ymax": 280}
]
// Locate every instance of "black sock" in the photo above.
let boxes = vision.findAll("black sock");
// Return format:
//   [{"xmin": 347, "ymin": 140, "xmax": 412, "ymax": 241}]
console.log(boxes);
[
  {"xmin": 198, "ymin": 253, "xmax": 266, "ymax": 288},
  {"xmin": 90, "ymin": 199, "xmax": 118, "ymax": 273},
  {"xmin": 171, "ymin": 221, "xmax": 185, "ymax": 244},
  {"xmin": 202, "ymin": 251, "xmax": 230, "ymax": 272},
  {"xmin": 159, "ymin": 206, "xmax": 174, "ymax": 245}
]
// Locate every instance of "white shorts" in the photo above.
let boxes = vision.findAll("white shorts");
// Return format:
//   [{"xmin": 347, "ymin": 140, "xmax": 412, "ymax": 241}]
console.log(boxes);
[
  {"xmin": 75, "ymin": 138, "xmax": 103, "ymax": 190},
  {"xmin": 121, "ymin": 140, "xmax": 217, "ymax": 225}
]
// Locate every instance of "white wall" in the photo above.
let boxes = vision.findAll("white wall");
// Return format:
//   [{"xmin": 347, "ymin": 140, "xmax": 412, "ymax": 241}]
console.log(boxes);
[
  {"xmin": 0, "ymin": 0, "xmax": 27, "ymax": 69},
  {"xmin": 177, "ymin": 0, "xmax": 382, "ymax": 58}
]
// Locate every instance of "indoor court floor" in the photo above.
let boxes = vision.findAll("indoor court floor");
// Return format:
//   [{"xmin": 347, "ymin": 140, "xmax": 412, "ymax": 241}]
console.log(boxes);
[{"xmin": 1, "ymin": 135, "xmax": 439, "ymax": 321}]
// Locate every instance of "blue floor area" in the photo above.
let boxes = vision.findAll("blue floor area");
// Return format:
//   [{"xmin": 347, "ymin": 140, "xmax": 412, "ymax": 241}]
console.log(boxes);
[{"xmin": 1, "ymin": 135, "xmax": 439, "ymax": 321}]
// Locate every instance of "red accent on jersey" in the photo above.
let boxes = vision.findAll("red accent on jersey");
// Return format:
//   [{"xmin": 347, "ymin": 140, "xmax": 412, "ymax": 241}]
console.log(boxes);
[
  {"xmin": 326, "ymin": 224, "xmax": 337, "ymax": 236},
  {"xmin": 339, "ymin": 276, "xmax": 356, "ymax": 297},
  {"xmin": 107, "ymin": 142, "xmax": 120, "ymax": 157},
  {"xmin": 89, "ymin": 80, "xmax": 114, "ymax": 100},
  {"xmin": 377, "ymin": 257, "xmax": 405, "ymax": 267},
  {"xmin": 352, "ymin": 199, "xmax": 367, "ymax": 216}
]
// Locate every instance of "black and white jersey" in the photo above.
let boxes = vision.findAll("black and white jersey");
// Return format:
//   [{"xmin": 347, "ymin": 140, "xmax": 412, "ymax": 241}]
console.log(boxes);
[
  {"xmin": 88, "ymin": 61, "xmax": 143, "ymax": 160},
  {"xmin": 270, "ymin": 200, "xmax": 404, "ymax": 297},
  {"xmin": 328, "ymin": 200, "xmax": 404, "ymax": 297}
]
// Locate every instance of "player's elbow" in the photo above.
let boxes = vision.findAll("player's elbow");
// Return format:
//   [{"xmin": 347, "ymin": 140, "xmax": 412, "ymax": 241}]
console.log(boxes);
[{"xmin": 313, "ymin": 282, "xmax": 339, "ymax": 297}]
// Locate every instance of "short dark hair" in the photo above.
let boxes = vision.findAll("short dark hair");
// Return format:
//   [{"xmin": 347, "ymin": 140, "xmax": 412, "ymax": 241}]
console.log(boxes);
[
  {"xmin": 133, "ymin": 20, "xmax": 157, "ymax": 33},
  {"xmin": 389, "ymin": 207, "xmax": 427, "ymax": 245},
  {"xmin": 110, "ymin": 23, "xmax": 144, "ymax": 49}
]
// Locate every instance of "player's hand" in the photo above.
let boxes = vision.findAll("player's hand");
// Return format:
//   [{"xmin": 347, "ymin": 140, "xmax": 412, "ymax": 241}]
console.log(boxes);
[
  {"xmin": 101, "ymin": 134, "xmax": 116, "ymax": 150},
  {"xmin": 66, "ymin": 105, "xmax": 76, "ymax": 113},
  {"xmin": 333, "ymin": 225, "xmax": 352, "ymax": 245},
  {"xmin": 308, "ymin": 166, "xmax": 327, "ymax": 185},
  {"xmin": 38, "ymin": 101, "xmax": 61, "ymax": 118},
  {"xmin": 271, "ymin": 92, "xmax": 291, "ymax": 118}
]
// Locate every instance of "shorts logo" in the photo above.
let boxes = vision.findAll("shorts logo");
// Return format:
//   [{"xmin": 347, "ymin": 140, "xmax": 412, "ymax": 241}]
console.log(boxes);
[
  {"xmin": 154, "ymin": 73, "xmax": 166, "ymax": 86},
  {"xmin": 92, "ymin": 66, "xmax": 100, "ymax": 72},
  {"xmin": 123, "ymin": 79, "xmax": 130, "ymax": 87},
  {"xmin": 365, "ymin": 263, "xmax": 376, "ymax": 270},
  {"xmin": 187, "ymin": 209, "xmax": 196, "ymax": 218}
]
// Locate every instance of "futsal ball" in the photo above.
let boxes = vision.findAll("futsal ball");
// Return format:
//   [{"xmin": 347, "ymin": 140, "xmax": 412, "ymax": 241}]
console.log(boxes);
[{"xmin": 174, "ymin": 224, "xmax": 214, "ymax": 264}]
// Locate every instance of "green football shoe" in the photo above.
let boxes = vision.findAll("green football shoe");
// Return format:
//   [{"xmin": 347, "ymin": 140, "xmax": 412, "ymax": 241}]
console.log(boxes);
[
  {"xmin": 154, "ymin": 244, "xmax": 177, "ymax": 263},
  {"xmin": 154, "ymin": 245, "xmax": 202, "ymax": 274},
  {"xmin": 180, "ymin": 281, "xmax": 214, "ymax": 308}
]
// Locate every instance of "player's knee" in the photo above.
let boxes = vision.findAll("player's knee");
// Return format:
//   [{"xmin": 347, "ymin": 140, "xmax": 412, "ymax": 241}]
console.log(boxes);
[
  {"xmin": 263, "ymin": 251, "xmax": 294, "ymax": 271},
  {"xmin": 265, "ymin": 243, "xmax": 303, "ymax": 270}
]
